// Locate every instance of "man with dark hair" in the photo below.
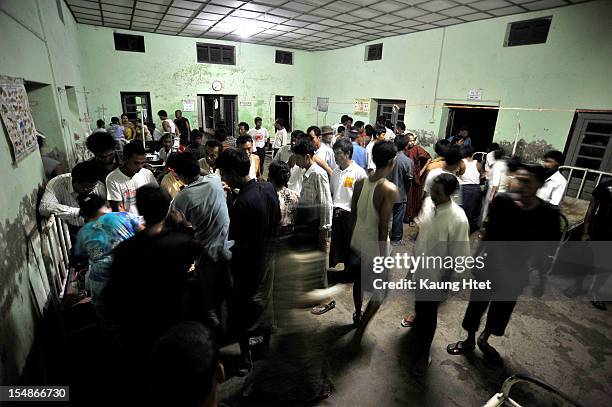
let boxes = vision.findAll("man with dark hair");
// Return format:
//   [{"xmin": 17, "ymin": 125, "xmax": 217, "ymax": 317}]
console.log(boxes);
[
  {"xmin": 272, "ymin": 118, "xmax": 289, "ymax": 158},
  {"xmin": 349, "ymin": 126, "xmax": 367, "ymax": 169},
  {"xmin": 376, "ymin": 115, "xmax": 395, "ymax": 141},
  {"xmin": 458, "ymin": 145, "xmax": 483, "ymax": 232},
  {"xmin": 171, "ymin": 152, "xmax": 232, "ymax": 333},
  {"xmin": 448, "ymin": 125, "xmax": 472, "ymax": 146},
  {"xmin": 248, "ymin": 117, "xmax": 269, "ymax": 174},
  {"xmin": 293, "ymin": 138, "xmax": 334, "ymax": 315},
  {"xmin": 307, "ymin": 125, "xmax": 335, "ymax": 177},
  {"xmin": 387, "ymin": 134, "xmax": 414, "ymax": 244},
  {"xmin": 268, "ymin": 160, "xmax": 299, "ymax": 234},
  {"xmin": 424, "ymin": 139, "xmax": 451, "ymax": 173},
  {"xmin": 94, "ymin": 119, "xmax": 107, "ymax": 133},
  {"xmin": 423, "ymin": 145, "xmax": 463, "ymax": 197},
  {"xmin": 158, "ymin": 133, "xmax": 174, "ymax": 163},
  {"xmin": 273, "ymin": 129, "xmax": 301, "ymax": 164},
  {"xmin": 105, "ymin": 186, "xmax": 202, "ymax": 373},
  {"xmin": 410, "ymin": 173, "xmax": 469, "ymax": 376},
  {"xmin": 329, "ymin": 138, "xmax": 367, "ymax": 269},
  {"xmin": 366, "ymin": 126, "xmax": 387, "ymax": 174},
  {"xmin": 40, "ymin": 161, "xmax": 107, "ymax": 227},
  {"xmin": 199, "ymin": 139, "xmax": 222, "ymax": 175},
  {"xmin": 109, "ymin": 116, "xmax": 124, "ymax": 141},
  {"xmin": 149, "ymin": 322, "xmax": 224, "ymax": 407},
  {"xmin": 537, "ymin": 150, "xmax": 567, "ymax": 206},
  {"xmin": 174, "ymin": 109, "xmax": 191, "ymax": 146},
  {"xmin": 106, "ymin": 141, "xmax": 158, "ymax": 214},
  {"xmin": 236, "ymin": 134, "xmax": 261, "ymax": 181},
  {"xmin": 448, "ymin": 164, "xmax": 560, "ymax": 366},
  {"xmin": 186, "ymin": 130, "xmax": 206, "ymax": 160},
  {"xmin": 86, "ymin": 131, "xmax": 120, "ymax": 182},
  {"xmin": 404, "ymin": 133, "xmax": 432, "ymax": 224},
  {"xmin": 394, "ymin": 122, "xmax": 406, "ymax": 136},
  {"xmin": 216, "ymin": 148, "xmax": 279, "ymax": 374},
  {"xmin": 238, "ymin": 121, "xmax": 250, "ymax": 136},
  {"xmin": 349, "ymin": 140, "xmax": 398, "ymax": 335},
  {"xmin": 354, "ymin": 121, "xmax": 366, "ymax": 147}
]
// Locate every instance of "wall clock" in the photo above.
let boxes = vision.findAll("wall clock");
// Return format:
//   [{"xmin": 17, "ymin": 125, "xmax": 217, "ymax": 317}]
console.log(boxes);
[{"xmin": 212, "ymin": 80, "xmax": 223, "ymax": 92}]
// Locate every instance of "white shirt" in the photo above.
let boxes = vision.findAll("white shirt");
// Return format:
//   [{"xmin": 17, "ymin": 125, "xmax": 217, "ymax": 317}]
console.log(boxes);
[
  {"xmin": 152, "ymin": 128, "xmax": 163, "ymax": 141},
  {"xmin": 537, "ymin": 170, "xmax": 567, "ymax": 206},
  {"xmin": 485, "ymin": 151, "xmax": 496, "ymax": 180},
  {"xmin": 247, "ymin": 127, "xmax": 269, "ymax": 149},
  {"xmin": 287, "ymin": 165, "xmax": 305, "ymax": 196},
  {"xmin": 459, "ymin": 159, "xmax": 480, "ymax": 185},
  {"xmin": 316, "ymin": 142, "xmax": 336, "ymax": 171},
  {"xmin": 330, "ymin": 161, "xmax": 367, "ymax": 212},
  {"xmin": 162, "ymin": 118, "xmax": 176, "ymax": 135},
  {"xmin": 39, "ymin": 173, "xmax": 106, "ymax": 226},
  {"xmin": 366, "ymin": 141, "xmax": 376, "ymax": 171},
  {"xmin": 490, "ymin": 160, "xmax": 508, "ymax": 193},
  {"xmin": 106, "ymin": 167, "xmax": 158, "ymax": 216},
  {"xmin": 158, "ymin": 147, "xmax": 172, "ymax": 162},
  {"xmin": 384, "ymin": 127, "xmax": 395, "ymax": 141},
  {"xmin": 424, "ymin": 167, "xmax": 449, "ymax": 195},
  {"xmin": 273, "ymin": 145, "xmax": 293, "ymax": 163},
  {"xmin": 272, "ymin": 128, "xmax": 289, "ymax": 149}
]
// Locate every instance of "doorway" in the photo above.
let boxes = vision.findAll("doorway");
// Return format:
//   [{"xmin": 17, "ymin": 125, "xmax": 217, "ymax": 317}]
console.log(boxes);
[
  {"xmin": 376, "ymin": 99, "xmax": 405, "ymax": 129},
  {"xmin": 275, "ymin": 96, "xmax": 293, "ymax": 131},
  {"xmin": 120, "ymin": 92, "xmax": 152, "ymax": 122},
  {"xmin": 444, "ymin": 104, "xmax": 499, "ymax": 153},
  {"xmin": 198, "ymin": 94, "xmax": 237, "ymax": 136}
]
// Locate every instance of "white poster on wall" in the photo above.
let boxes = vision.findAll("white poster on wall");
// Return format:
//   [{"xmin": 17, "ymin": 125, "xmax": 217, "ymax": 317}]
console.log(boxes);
[
  {"xmin": 182, "ymin": 99, "xmax": 195, "ymax": 112},
  {"xmin": 468, "ymin": 89, "xmax": 483, "ymax": 100},
  {"xmin": 353, "ymin": 98, "xmax": 370, "ymax": 113}
]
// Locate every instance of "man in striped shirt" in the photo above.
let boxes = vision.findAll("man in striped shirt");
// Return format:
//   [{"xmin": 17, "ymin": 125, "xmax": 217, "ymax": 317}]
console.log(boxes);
[{"xmin": 39, "ymin": 160, "xmax": 107, "ymax": 227}]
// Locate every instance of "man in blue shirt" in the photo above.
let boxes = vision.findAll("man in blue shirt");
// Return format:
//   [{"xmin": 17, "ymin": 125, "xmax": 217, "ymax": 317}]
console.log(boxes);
[
  {"xmin": 349, "ymin": 126, "xmax": 367, "ymax": 170},
  {"xmin": 447, "ymin": 126, "xmax": 472, "ymax": 147}
]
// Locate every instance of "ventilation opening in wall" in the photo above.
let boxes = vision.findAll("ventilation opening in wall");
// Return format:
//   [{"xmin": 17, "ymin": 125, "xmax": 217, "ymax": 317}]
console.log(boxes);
[
  {"xmin": 114, "ymin": 32, "xmax": 145, "ymax": 52},
  {"xmin": 365, "ymin": 43, "xmax": 383, "ymax": 61},
  {"xmin": 504, "ymin": 16, "xmax": 552, "ymax": 47},
  {"xmin": 275, "ymin": 50, "xmax": 293, "ymax": 65},
  {"xmin": 197, "ymin": 43, "xmax": 235, "ymax": 65}
]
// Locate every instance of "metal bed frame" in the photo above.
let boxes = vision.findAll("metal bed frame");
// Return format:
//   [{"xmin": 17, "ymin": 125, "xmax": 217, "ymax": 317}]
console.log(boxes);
[{"xmin": 483, "ymin": 374, "xmax": 583, "ymax": 407}]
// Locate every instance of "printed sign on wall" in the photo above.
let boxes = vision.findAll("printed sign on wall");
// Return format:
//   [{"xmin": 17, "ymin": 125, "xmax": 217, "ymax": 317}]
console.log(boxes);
[
  {"xmin": 468, "ymin": 89, "xmax": 483, "ymax": 100},
  {"xmin": 316, "ymin": 97, "xmax": 329, "ymax": 112},
  {"xmin": 182, "ymin": 99, "xmax": 195, "ymax": 112},
  {"xmin": 0, "ymin": 76, "xmax": 38, "ymax": 163},
  {"xmin": 353, "ymin": 98, "xmax": 370, "ymax": 113}
]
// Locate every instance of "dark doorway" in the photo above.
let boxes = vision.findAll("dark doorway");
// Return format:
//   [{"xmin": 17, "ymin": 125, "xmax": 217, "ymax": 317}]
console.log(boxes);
[
  {"xmin": 120, "ymin": 92, "xmax": 151, "ymax": 122},
  {"xmin": 198, "ymin": 94, "xmax": 237, "ymax": 136},
  {"xmin": 444, "ymin": 104, "xmax": 498, "ymax": 153},
  {"xmin": 275, "ymin": 96, "xmax": 293, "ymax": 131},
  {"xmin": 376, "ymin": 99, "xmax": 405, "ymax": 129}
]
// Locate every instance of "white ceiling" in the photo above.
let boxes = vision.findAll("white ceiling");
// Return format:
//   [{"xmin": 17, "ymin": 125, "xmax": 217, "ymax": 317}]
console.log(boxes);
[{"xmin": 65, "ymin": 0, "xmax": 590, "ymax": 51}]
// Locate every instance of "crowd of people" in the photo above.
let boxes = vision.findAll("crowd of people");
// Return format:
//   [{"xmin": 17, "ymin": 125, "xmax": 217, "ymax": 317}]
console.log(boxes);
[{"xmin": 37, "ymin": 110, "xmax": 612, "ymax": 405}]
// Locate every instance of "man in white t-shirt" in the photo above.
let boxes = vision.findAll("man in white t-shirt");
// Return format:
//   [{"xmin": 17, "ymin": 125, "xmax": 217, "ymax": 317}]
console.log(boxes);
[
  {"xmin": 377, "ymin": 115, "xmax": 395, "ymax": 141},
  {"xmin": 366, "ymin": 126, "xmax": 387, "ymax": 173},
  {"xmin": 307, "ymin": 125, "xmax": 336, "ymax": 177},
  {"xmin": 537, "ymin": 150, "xmax": 567, "ymax": 206},
  {"xmin": 329, "ymin": 139, "xmax": 366, "ymax": 269},
  {"xmin": 106, "ymin": 142, "xmax": 158, "ymax": 215},
  {"xmin": 247, "ymin": 117, "xmax": 269, "ymax": 174},
  {"xmin": 272, "ymin": 118, "xmax": 289, "ymax": 158}
]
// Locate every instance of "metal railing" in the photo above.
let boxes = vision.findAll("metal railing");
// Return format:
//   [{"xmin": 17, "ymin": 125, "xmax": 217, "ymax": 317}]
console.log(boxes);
[
  {"xmin": 39, "ymin": 215, "xmax": 72, "ymax": 300},
  {"xmin": 559, "ymin": 165, "xmax": 612, "ymax": 200}
]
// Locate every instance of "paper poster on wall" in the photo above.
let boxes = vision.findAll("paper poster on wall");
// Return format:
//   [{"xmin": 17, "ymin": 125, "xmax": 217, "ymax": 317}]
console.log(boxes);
[
  {"xmin": 353, "ymin": 98, "xmax": 370, "ymax": 113},
  {"xmin": 0, "ymin": 76, "xmax": 38, "ymax": 163},
  {"xmin": 239, "ymin": 101, "xmax": 252, "ymax": 106},
  {"xmin": 468, "ymin": 88, "xmax": 483, "ymax": 100},
  {"xmin": 182, "ymin": 99, "xmax": 195, "ymax": 112},
  {"xmin": 316, "ymin": 97, "xmax": 329, "ymax": 112}
]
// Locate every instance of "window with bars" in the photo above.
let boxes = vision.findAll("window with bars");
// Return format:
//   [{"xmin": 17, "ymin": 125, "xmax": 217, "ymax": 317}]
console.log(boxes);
[
  {"xmin": 505, "ymin": 17, "xmax": 552, "ymax": 47},
  {"xmin": 114, "ymin": 33, "xmax": 145, "ymax": 52},
  {"xmin": 275, "ymin": 50, "xmax": 293, "ymax": 65},
  {"xmin": 197, "ymin": 43, "xmax": 235, "ymax": 65},
  {"xmin": 365, "ymin": 43, "xmax": 383, "ymax": 61}
]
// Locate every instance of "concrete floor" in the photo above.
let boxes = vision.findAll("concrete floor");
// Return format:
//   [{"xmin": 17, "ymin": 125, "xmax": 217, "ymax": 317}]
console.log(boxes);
[{"xmin": 218, "ymin": 225, "xmax": 612, "ymax": 407}]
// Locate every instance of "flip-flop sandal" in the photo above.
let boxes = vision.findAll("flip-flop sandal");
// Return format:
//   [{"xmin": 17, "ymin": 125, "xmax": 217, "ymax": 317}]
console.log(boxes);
[
  {"xmin": 477, "ymin": 340, "xmax": 503, "ymax": 366},
  {"xmin": 311, "ymin": 300, "xmax": 336, "ymax": 315},
  {"xmin": 446, "ymin": 340, "xmax": 476, "ymax": 355},
  {"xmin": 400, "ymin": 315, "xmax": 414, "ymax": 327}
]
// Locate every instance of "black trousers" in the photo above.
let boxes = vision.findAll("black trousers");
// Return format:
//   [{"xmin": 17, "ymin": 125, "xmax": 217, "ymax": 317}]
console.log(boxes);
[
  {"xmin": 256, "ymin": 147, "xmax": 266, "ymax": 173},
  {"xmin": 461, "ymin": 295, "xmax": 517, "ymax": 336},
  {"xmin": 413, "ymin": 300, "xmax": 440, "ymax": 359}
]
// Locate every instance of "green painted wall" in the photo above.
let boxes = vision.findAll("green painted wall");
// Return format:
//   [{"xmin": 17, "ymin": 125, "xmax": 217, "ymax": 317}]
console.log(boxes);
[
  {"xmin": 77, "ymin": 25, "xmax": 317, "ymax": 135},
  {"xmin": 313, "ymin": 0, "xmax": 612, "ymax": 158},
  {"xmin": 0, "ymin": 0, "xmax": 87, "ymax": 384}
]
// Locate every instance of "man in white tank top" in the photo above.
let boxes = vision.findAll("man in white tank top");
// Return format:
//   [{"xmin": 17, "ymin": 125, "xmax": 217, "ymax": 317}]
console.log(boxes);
[{"xmin": 349, "ymin": 141, "xmax": 398, "ymax": 341}]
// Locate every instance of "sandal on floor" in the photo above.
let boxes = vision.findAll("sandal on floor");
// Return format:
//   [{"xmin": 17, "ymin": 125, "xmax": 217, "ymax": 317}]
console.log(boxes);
[
  {"xmin": 400, "ymin": 315, "xmax": 414, "ymax": 328},
  {"xmin": 477, "ymin": 340, "xmax": 503, "ymax": 366},
  {"xmin": 311, "ymin": 300, "xmax": 336, "ymax": 315},
  {"xmin": 446, "ymin": 340, "xmax": 476, "ymax": 355}
]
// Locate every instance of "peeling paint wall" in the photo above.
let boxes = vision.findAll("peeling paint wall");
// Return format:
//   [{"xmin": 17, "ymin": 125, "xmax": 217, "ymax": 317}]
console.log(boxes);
[
  {"xmin": 0, "ymin": 0, "xmax": 86, "ymax": 384},
  {"xmin": 312, "ymin": 0, "xmax": 612, "ymax": 154},
  {"xmin": 77, "ymin": 26, "xmax": 318, "ymax": 134}
]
